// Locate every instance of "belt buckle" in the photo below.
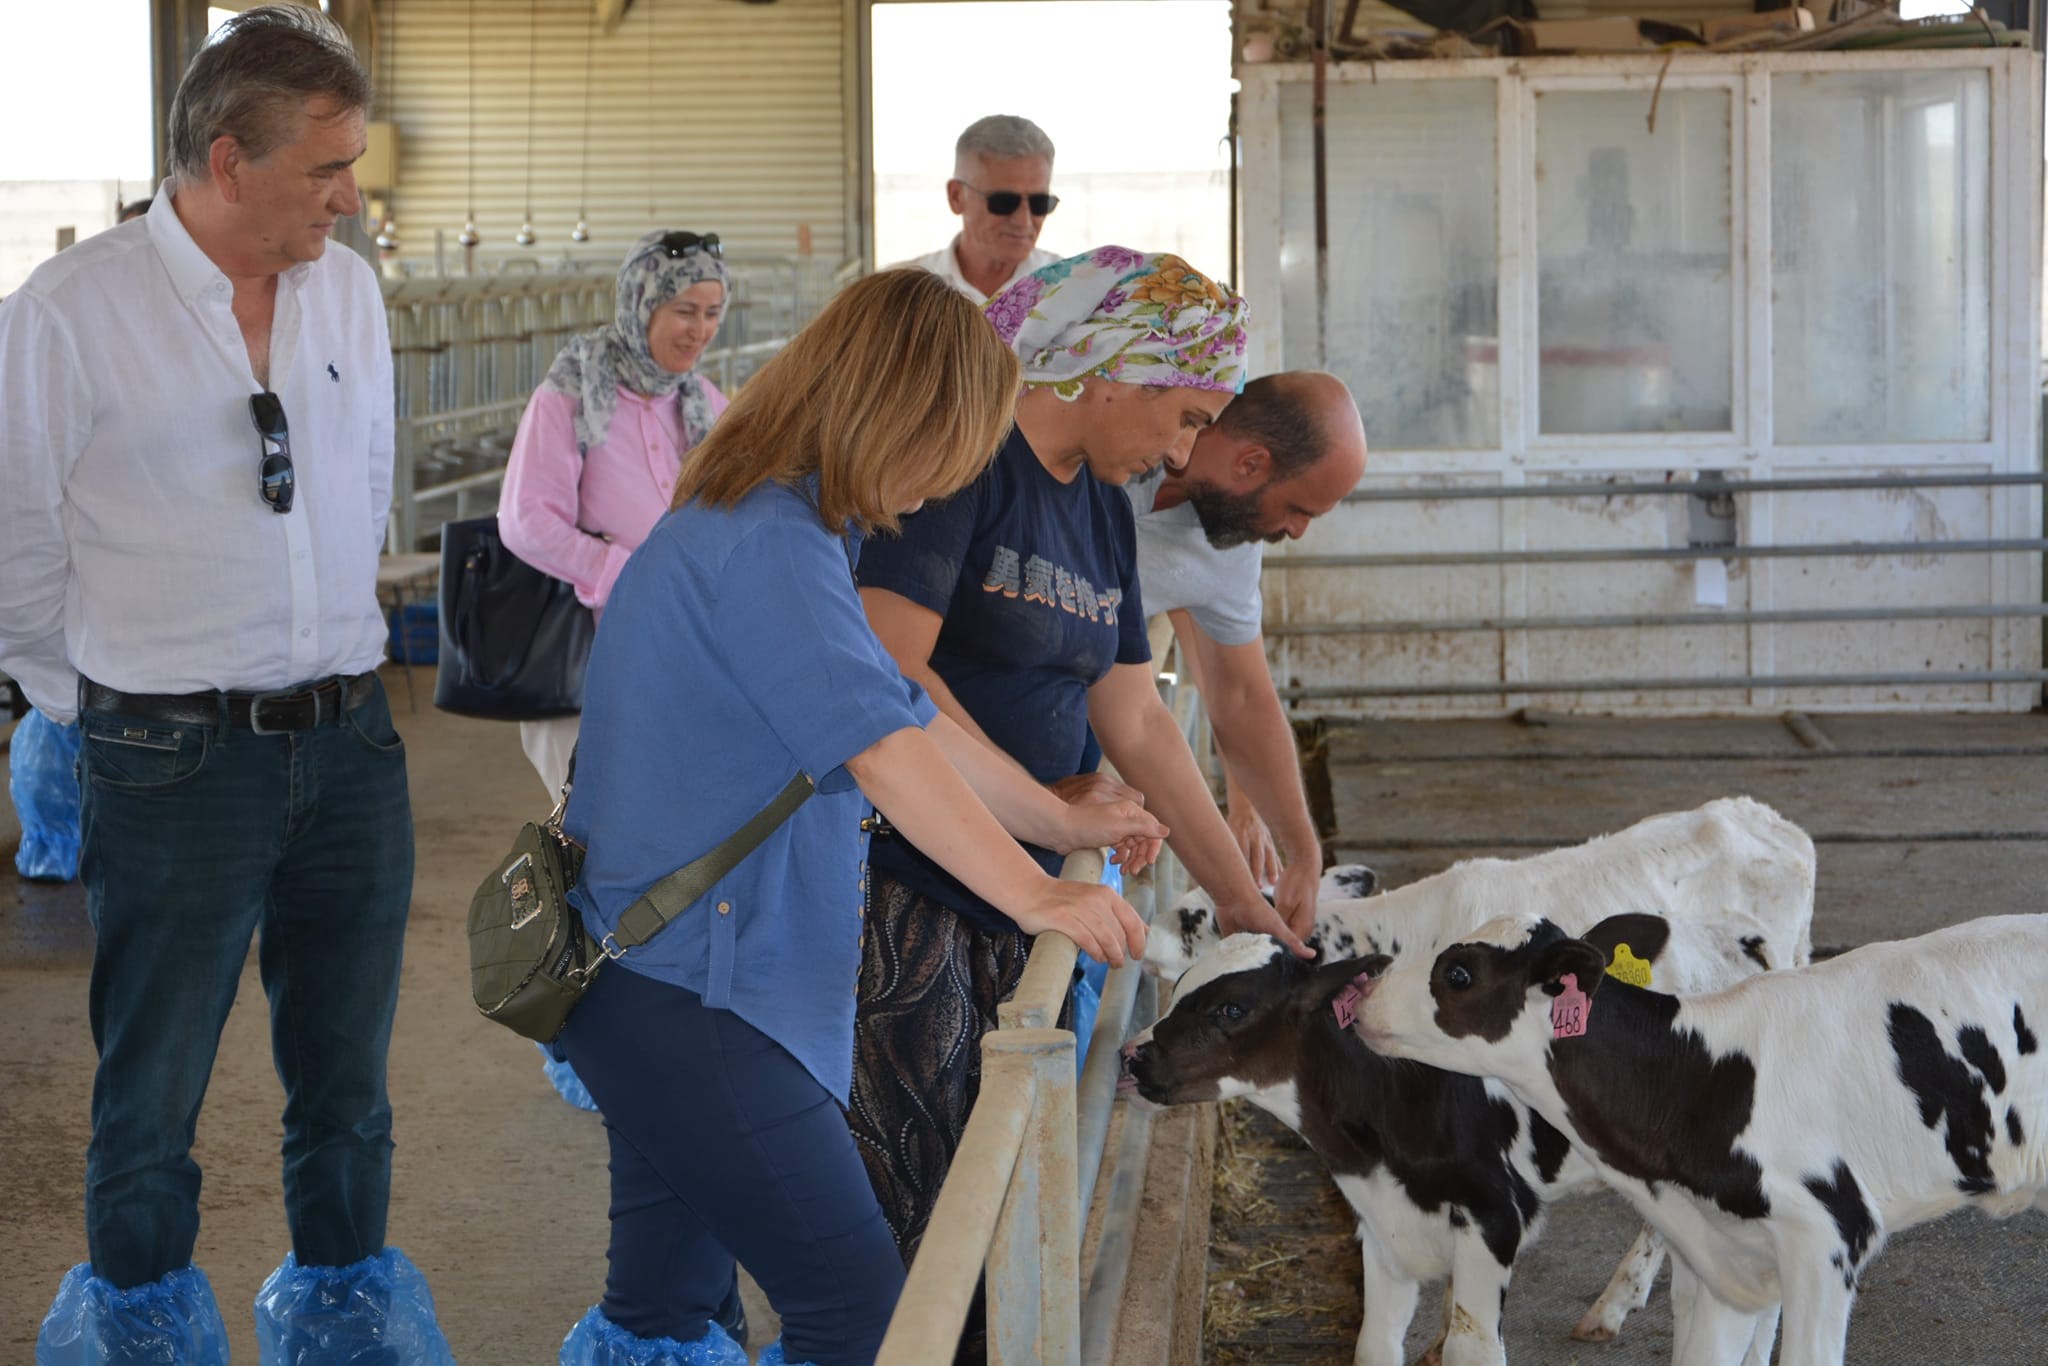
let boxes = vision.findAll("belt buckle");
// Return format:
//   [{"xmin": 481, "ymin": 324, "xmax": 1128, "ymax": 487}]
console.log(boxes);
[
  {"xmin": 247, "ymin": 693, "xmax": 285, "ymax": 735},
  {"xmin": 247, "ymin": 687, "xmax": 309, "ymax": 735}
]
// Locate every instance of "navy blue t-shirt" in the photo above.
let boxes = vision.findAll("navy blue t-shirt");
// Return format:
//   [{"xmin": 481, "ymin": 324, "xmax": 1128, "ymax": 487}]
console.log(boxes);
[{"xmin": 856, "ymin": 425, "xmax": 1151, "ymax": 932}]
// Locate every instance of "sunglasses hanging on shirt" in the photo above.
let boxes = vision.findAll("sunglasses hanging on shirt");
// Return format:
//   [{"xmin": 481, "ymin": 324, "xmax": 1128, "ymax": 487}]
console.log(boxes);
[
  {"xmin": 964, "ymin": 186, "xmax": 1060, "ymax": 218},
  {"xmin": 248, "ymin": 391, "xmax": 295, "ymax": 514}
]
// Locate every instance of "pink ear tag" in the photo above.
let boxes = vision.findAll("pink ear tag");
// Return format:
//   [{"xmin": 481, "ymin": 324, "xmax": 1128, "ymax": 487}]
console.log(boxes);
[{"xmin": 1550, "ymin": 973, "xmax": 1591, "ymax": 1040}]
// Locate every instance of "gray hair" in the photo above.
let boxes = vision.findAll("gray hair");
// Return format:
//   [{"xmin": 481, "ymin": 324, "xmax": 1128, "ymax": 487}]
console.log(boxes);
[
  {"xmin": 168, "ymin": 3, "xmax": 370, "ymax": 182},
  {"xmin": 954, "ymin": 115, "xmax": 1055, "ymax": 176}
]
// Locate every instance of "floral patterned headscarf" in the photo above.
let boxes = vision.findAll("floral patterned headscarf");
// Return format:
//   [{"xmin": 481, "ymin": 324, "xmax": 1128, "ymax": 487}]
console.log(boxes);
[
  {"xmin": 541, "ymin": 229, "xmax": 733, "ymax": 454},
  {"xmin": 983, "ymin": 246, "xmax": 1249, "ymax": 400}
]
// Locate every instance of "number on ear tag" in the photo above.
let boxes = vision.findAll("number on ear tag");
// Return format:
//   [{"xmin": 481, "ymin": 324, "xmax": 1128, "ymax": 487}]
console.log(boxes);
[
  {"xmin": 1606, "ymin": 943, "xmax": 1653, "ymax": 988},
  {"xmin": 1551, "ymin": 973, "xmax": 1591, "ymax": 1039}
]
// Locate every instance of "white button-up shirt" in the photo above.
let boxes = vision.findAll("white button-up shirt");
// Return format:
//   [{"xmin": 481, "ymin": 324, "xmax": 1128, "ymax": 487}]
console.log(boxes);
[
  {"xmin": 895, "ymin": 235, "xmax": 1060, "ymax": 307},
  {"xmin": 0, "ymin": 183, "xmax": 395, "ymax": 722}
]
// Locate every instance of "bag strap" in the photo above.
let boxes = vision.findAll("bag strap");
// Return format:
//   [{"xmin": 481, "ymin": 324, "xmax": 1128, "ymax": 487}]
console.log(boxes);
[{"xmin": 604, "ymin": 771, "xmax": 816, "ymax": 953}]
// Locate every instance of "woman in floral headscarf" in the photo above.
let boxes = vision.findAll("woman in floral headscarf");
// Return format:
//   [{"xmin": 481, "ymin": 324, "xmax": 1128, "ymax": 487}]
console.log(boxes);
[
  {"xmin": 500, "ymin": 229, "xmax": 733, "ymax": 796},
  {"xmin": 851, "ymin": 247, "xmax": 1311, "ymax": 1279}
]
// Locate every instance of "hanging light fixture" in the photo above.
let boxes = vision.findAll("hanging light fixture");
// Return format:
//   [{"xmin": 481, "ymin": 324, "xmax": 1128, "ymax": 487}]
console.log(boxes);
[
  {"xmin": 571, "ymin": 0, "xmax": 594, "ymax": 243},
  {"xmin": 373, "ymin": 0, "xmax": 400, "ymax": 251},
  {"xmin": 457, "ymin": 0, "xmax": 481, "ymax": 249},
  {"xmin": 514, "ymin": 0, "xmax": 537, "ymax": 246}
]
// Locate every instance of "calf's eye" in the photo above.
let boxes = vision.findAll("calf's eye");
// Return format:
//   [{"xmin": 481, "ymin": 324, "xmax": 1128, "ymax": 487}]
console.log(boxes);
[
  {"xmin": 1213, "ymin": 1002, "xmax": 1245, "ymax": 1023},
  {"xmin": 1445, "ymin": 964, "xmax": 1473, "ymax": 990}
]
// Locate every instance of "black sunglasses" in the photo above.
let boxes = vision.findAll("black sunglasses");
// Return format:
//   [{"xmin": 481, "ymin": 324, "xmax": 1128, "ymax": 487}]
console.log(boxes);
[
  {"xmin": 248, "ymin": 391, "xmax": 294, "ymax": 515},
  {"xmin": 658, "ymin": 230, "xmax": 722, "ymax": 260},
  {"xmin": 964, "ymin": 185, "xmax": 1059, "ymax": 218}
]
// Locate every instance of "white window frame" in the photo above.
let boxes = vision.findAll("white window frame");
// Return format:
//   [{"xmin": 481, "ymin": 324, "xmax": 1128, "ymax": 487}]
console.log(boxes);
[{"xmin": 1238, "ymin": 50, "xmax": 2044, "ymax": 714}]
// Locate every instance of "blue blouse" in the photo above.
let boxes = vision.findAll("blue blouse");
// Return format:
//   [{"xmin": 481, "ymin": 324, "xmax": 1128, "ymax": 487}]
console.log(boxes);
[{"xmin": 564, "ymin": 478, "xmax": 936, "ymax": 1101}]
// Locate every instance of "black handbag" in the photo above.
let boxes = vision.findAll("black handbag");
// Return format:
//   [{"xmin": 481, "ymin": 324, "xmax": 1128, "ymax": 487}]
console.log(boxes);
[{"xmin": 434, "ymin": 516, "xmax": 595, "ymax": 720}]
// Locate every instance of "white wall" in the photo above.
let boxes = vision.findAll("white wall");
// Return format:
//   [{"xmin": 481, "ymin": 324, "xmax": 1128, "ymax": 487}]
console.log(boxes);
[
  {"xmin": 1241, "ymin": 54, "xmax": 2043, "ymax": 716},
  {"xmin": 0, "ymin": 183, "xmax": 129, "ymax": 297},
  {"xmin": 870, "ymin": 1, "xmax": 1235, "ymax": 280}
]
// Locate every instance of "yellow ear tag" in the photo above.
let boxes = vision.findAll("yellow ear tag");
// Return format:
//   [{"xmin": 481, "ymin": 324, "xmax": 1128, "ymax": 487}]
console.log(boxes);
[{"xmin": 1606, "ymin": 943, "xmax": 1653, "ymax": 988}]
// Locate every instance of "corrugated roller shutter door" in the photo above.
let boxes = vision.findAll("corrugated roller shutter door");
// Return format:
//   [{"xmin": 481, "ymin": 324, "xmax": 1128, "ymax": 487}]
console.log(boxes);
[{"xmin": 376, "ymin": 0, "xmax": 847, "ymax": 266}]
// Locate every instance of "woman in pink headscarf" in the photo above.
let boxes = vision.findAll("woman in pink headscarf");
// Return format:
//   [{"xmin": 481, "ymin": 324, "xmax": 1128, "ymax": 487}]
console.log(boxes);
[
  {"xmin": 849, "ymin": 247, "xmax": 1308, "ymax": 1278},
  {"xmin": 500, "ymin": 229, "xmax": 732, "ymax": 797}
]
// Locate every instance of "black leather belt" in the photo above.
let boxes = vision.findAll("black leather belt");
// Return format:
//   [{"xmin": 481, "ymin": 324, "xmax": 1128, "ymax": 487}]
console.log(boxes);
[{"xmin": 79, "ymin": 673, "xmax": 378, "ymax": 732}]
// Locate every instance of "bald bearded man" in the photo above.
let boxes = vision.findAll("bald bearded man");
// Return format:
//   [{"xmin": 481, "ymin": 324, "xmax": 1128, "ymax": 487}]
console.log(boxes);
[{"xmin": 1124, "ymin": 372, "xmax": 1367, "ymax": 935}]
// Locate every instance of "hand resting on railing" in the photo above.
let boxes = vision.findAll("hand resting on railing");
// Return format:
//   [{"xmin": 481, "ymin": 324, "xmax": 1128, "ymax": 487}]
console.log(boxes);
[
  {"xmin": 846, "ymin": 723, "xmax": 1155, "ymax": 966},
  {"xmin": 1048, "ymin": 771, "xmax": 1163, "ymax": 875}
]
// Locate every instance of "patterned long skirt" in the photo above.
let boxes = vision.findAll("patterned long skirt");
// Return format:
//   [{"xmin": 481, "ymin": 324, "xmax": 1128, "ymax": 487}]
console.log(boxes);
[{"xmin": 847, "ymin": 869, "xmax": 1037, "ymax": 1264}]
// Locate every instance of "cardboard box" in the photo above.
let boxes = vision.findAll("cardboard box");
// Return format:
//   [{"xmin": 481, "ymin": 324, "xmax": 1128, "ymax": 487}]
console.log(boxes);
[
  {"xmin": 1521, "ymin": 17, "xmax": 1654, "ymax": 51},
  {"xmin": 1703, "ymin": 6, "xmax": 1816, "ymax": 41}
]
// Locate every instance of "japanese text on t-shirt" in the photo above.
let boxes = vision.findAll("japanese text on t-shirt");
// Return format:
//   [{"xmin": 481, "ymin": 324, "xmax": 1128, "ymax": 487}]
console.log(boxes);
[{"xmin": 980, "ymin": 545, "xmax": 1126, "ymax": 625}]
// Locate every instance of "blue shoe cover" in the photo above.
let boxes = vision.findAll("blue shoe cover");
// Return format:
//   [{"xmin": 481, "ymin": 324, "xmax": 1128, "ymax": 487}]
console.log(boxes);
[
  {"xmin": 253, "ymin": 1248, "xmax": 456, "ymax": 1365},
  {"xmin": 757, "ymin": 1344, "xmax": 814, "ymax": 1366},
  {"xmin": 35, "ymin": 1262, "xmax": 229, "ymax": 1365},
  {"xmin": 537, "ymin": 1042, "xmax": 599, "ymax": 1111},
  {"xmin": 557, "ymin": 1308, "xmax": 745, "ymax": 1366}
]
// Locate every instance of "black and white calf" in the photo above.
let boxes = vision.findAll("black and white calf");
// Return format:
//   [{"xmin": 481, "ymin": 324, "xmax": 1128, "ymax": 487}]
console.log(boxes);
[
  {"xmin": 1346, "ymin": 911, "xmax": 2048, "ymax": 1366},
  {"xmin": 1146, "ymin": 798, "xmax": 1811, "ymax": 981},
  {"xmin": 1125, "ymin": 798, "xmax": 1815, "ymax": 1366}
]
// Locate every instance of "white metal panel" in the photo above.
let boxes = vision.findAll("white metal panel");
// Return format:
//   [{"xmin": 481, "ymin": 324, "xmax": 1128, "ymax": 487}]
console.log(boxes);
[
  {"xmin": 1268, "ymin": 476, "xmax": 1508, "ymax": 715},
  {"xmin": 1243, "ymin": 50, "xmax": 2044, "ymax": 716},
  {"xmin": 1766, "ymin": 466, "xmax": 1999, "ymax": 709},
  {"xmin": 372, "ymin": 0, "xmax": 849, "ymax": 268}
]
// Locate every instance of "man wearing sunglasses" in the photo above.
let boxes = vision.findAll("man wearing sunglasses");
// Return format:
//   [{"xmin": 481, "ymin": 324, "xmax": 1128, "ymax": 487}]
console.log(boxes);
[
  {"xmin": 897, "ymin": 113, "xmax": 1062, "ymax": 305},
  {"xmin": 0, "ymin": 7, "xmax": 453, "ymax": 1359}
]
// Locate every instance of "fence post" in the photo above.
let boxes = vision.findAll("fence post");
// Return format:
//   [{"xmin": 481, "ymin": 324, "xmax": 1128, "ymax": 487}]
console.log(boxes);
[
  {"xmin": 875, "ymin": 1047, "xmax": 1036, "ymax": 1366},
  {"xmin": 985, "ymin": 1027, "xmax": 1080, "ymax": 1366}
]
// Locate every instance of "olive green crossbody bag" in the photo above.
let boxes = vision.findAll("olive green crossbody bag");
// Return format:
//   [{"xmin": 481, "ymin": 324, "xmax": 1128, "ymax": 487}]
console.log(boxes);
[{"xmin": 467, "ymin": 769, "xmax": 815, "ymax": 1042}]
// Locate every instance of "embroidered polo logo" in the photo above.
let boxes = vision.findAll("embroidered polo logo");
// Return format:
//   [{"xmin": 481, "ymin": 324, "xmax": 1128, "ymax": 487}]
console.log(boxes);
[{"xmin": 327, "ymin": 363, "xmax": 340, "ymax": 382}]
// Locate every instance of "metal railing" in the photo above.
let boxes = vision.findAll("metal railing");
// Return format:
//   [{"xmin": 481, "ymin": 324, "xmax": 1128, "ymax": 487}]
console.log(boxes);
[
  {"xmin": 380, "ymin": 259, "xmax": 838, "ymax": 552},
  {"xmin": 1265, "ymin": 469, "xmax": 2048, "ymax": 702},
  {"xmin": 878, "ymin": 637, "xmax": 1202, "ymax": 1365}
]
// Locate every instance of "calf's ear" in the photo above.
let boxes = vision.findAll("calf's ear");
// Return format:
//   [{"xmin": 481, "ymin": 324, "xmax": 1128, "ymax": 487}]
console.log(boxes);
[
  {"xmin": 1318, "ymin": 863, "xmax": 1380, "ymax": 900},
  {"xmin": 1529, "ymin": 938, "xmax": 1610, "ymax": 997},
  {"xmin": 1580, "ymin": 912, "xmax": 1671, "ymax": 967},
  {"xmin": 1311, "ymin": 954, "xmax": 1383, "ymax": 1002},
  {"xmin": 1142, "ymin": 935, "xmax": 1193, "ymax": 980}
]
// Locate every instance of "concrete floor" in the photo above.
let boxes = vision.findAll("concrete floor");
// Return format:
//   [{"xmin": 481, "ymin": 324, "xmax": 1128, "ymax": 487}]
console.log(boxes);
[
  {"xmin": 0, "ymin": 667, "xmax": 779, "ymax": 1364},
  {"xmin": 1207, "ymin": 708, "xmax": 2048, "ymax": 1364}
]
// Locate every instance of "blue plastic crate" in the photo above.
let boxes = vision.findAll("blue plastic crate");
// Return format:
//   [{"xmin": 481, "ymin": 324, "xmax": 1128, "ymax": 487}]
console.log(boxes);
[{"xmin": 387, "ymin": 601, "xmax": 439, "ymax": 666}]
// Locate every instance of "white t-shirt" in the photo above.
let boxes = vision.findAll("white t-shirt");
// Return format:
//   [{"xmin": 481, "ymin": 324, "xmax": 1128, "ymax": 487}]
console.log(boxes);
[
  {"xmin": 894, "ymin": 235, "xmax": 1061, "ymax": 306},
  {"xmin": 1126, "ymin": 467, "xmax": 1265, "ymax": 648}
]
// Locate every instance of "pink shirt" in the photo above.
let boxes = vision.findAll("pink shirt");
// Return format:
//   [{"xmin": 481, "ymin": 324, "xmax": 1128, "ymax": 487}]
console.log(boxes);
[{"xmin": 498, "ymin": 380, "xmax": 729, "ymax": 613}]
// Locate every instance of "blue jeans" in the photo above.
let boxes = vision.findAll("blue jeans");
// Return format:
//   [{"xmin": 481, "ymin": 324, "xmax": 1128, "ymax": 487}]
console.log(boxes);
[
  {"xmin": 77, "ymin": 676, "xmax": 414, "ymax": 1288},
  {"xmin": 560, "ymin": 964, "xmax": 905, "ymax": 1366}
]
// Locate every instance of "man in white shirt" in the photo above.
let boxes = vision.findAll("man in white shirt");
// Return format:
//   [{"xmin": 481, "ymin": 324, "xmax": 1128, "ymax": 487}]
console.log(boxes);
[
  {"xmin": 897, "ymin": 114, "xmax": 1061, "ymax": 304},
  {"xmin": 0, "ymin": 9, "xmax": 451, "ymax": 1358},
  {"xmin": 1125, "ymin": 372, "xmax": 1368, "ymax": 937}
]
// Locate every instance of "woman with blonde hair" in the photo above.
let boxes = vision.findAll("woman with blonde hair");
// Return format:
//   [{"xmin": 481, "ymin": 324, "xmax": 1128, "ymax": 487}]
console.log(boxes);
[{"xmin": 552, "ymin": 268, "xmax": 1162, "ymax": 1366}]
